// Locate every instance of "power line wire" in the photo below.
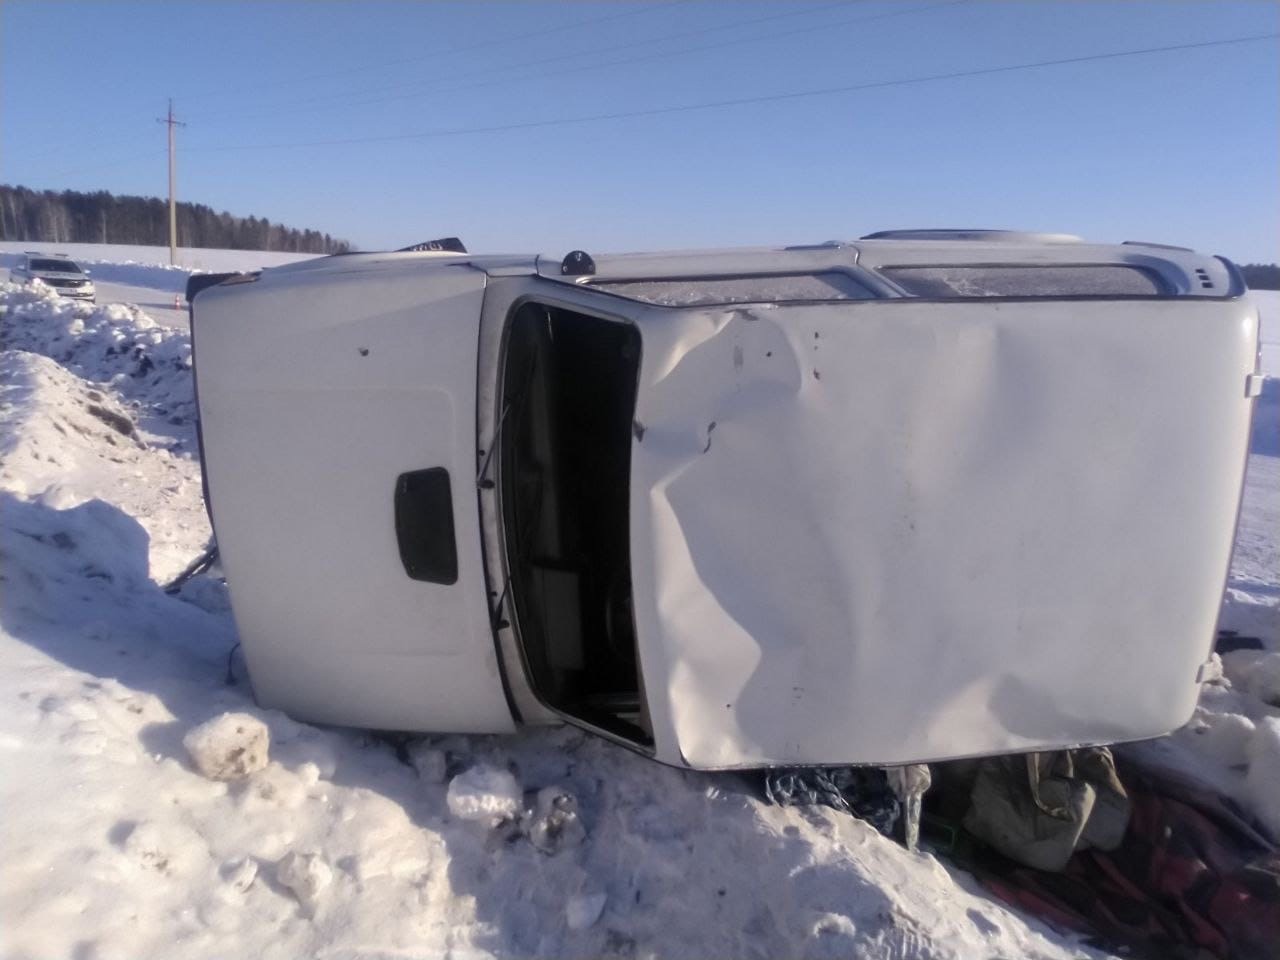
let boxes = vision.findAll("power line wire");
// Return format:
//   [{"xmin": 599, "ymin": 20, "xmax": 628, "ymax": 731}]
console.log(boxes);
[
  {"xmin": 20, "ymin": 131, "xmax": 141, "ymax": 164},
  {"xmin": 184, "ymin": 0, "xmax": 861, "ymax": 121},
  {"xmin": 177, "ymin": 0, "xmax": 692, "ymax": 102},
  {"xmin": 374, "ymin": 0, "xmax": 967, "ymax": 110},
  {"xmin": 193, "ymin": 0, "xmax": 958, "ymax": 126},
  {"xmin": 6, "ymin": 1, "xmax": 892, "ymax": 170},
  {"xmin": 31, "ymin": 149, "xmax": 168, "ymax": 184},
  {"xmin": 10, "ymin": 1, "xmax": 953, "ymax": 167},
  {"xmin": 189, "ymin": 32, "xmax": 1279, "ymax": 153}
]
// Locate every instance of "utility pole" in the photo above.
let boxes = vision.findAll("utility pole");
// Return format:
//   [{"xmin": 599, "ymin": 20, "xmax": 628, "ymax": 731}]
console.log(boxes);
[{"xmin": 156, "ymin": 99, "xmax": 186, "ymax": 266}]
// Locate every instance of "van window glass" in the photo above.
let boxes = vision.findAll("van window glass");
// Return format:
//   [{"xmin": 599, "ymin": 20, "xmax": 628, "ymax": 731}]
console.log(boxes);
[
  {"xmin": 881, "ymin": 264, "xmax": 1166, "ymax": 298},
  {"xmin": 593, "ymin": 271, "xmax": 877, "ymax": 306}
]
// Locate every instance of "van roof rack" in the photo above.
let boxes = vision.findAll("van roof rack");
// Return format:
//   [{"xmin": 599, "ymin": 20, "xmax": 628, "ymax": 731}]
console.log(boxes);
[
  {"xmin": 397, "ymin": 237, "xmax": 466, "ymax": 254},
  {"xmin": 861, "ymin": 229, "xmax": 1082, "ymax": 243}
]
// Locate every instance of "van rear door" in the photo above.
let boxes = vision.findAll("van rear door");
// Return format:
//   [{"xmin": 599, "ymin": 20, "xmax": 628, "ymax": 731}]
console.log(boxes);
[{"xmin": 628, "ymin": 295, "xmax": 1258, "ymax": 768}]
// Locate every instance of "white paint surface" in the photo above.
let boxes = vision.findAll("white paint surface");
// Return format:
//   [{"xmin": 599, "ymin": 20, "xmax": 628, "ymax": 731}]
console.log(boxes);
[{"xmin": 194, "ymin": 261, "xmax": 515, "ymax": 734}]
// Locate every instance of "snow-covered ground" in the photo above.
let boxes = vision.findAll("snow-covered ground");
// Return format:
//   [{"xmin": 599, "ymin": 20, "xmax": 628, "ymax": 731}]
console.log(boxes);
[
  {"xmin": 1255, "ymin": 289, "xmax": 1280, "ymax": 378},
  {"xmin": 0, "ymin": 249, "xmax": 1276, "ymax": 960}
]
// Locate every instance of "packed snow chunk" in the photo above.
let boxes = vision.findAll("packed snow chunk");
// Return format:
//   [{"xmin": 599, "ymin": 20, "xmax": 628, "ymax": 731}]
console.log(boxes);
[
  {"xmin": 121, "ymin": 819, "xmax": 209, "ymax": 877},
  {"xmin": 242, "ymin": 762, "xmax": 309, "ymax": 810},
  {"xmin": 183, "ymin": 712, "xmax": 270, "ymax": 781},
  {"xmin": 566, "ymin": 892, "xmax": 608, "ymax": 931},
  {"xmin": 1189, "ymin": 711, "xmax": 1257, "ymax": 768},
  {"xmin": 1242, "ymin": 653, "xmax": 1280, "ymax": 708},
  {"xmin": 406, "ymin": 740, "xmax": 447, "ymax": 784},
  {"xmin": 271, "ymin": 727, "xmax": 339, "ymax": 780},
  {"xmin": 275, "ymin": 851, "xmax": 332, "ymax": 906},
  {"xmin": 807, "ymin": 912, "xmax": 860, "ymax": 959},
  {"xmin": 174, "ymin": 574, "xmax": 233, "ymax": 615},
  {"xmin": 1198, "ymin": 652, "xmax": 1226, "ymax": 686},
  {"xmin": 446, "ymin": 763, "xmax": 522, "ymax": 824},
  {"xmin": 1244, "ymin": 717, "xmax": 1280, "ymax": 839},
  {"xmin": 526, "ymin": 786, "xmax": 587, "ymax": 855},
  {"xmin": 220, "ymin": 856, "xmax": 258, "ymax": 894}
]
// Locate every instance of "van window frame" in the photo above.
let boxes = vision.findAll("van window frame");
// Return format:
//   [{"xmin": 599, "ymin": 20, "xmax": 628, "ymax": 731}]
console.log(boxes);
[{"xmin": 491, "ymin": 286, "xmax": 657, "ymax": 758}]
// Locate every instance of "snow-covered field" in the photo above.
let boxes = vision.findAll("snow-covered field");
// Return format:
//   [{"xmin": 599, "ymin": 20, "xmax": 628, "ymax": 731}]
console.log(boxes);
[
  {"xmin": 1255, "ymin": 289, "xmax": 1280, "ymax": 376},
  {"xmin": 0, "ymin": 240, "xmax": 319, "ymax": 274},
  {"xmin": 0, "ymin": 247, "xmax": 1276, "ymax": 960},
  {"xmin": 0, "ymin": 242, "xmax": 321, "ymax": 329}
]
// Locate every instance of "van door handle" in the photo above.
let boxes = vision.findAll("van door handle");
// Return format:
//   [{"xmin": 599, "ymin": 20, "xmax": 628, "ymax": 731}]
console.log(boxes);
[{"xmin": 394, "ymin": 468, "xmax": 458, "ymax": 584}]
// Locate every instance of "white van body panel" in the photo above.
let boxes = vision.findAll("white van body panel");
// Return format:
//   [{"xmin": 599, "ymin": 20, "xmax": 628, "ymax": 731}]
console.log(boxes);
[
  {"xmin": 191, "ymin": 238, "xmax": 1257, "ymax": 769},
  {"xmin": 629, "ymin": 298, "xmax": 1258, "ymax": 768},
  {"xmin": 195, "ymin": 263, "xmax": 515, "ymax": 733}
]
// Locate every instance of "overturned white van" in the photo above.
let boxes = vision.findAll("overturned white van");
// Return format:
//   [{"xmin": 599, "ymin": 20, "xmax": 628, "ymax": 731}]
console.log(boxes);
[{"xmin": 191, "ymin": 230, "xmax": 1263, "ymax": 770}]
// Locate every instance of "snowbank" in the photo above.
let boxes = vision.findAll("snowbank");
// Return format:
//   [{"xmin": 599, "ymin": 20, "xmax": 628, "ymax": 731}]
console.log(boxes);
[
  {"xmin": 1244, "ymin": 717, "xmax": 1280, "ymax": 837},
  {"xmin": 0, "ymin": 280, "xmax": 192, "ymax": 412},
  {"xmin": 0, "ymin": 281, "xmax": 207, "ymax": 581}
]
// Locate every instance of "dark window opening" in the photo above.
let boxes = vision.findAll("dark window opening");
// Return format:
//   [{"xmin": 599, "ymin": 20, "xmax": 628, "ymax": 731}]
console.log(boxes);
[
  {"xmin": 881, "ymin": 264, "xmax": 1167, "ymax": 298},
  {"xmin": 29, "ymin": 259, "xmax": 81, "ymax": 273},
  {"xmin": 499, "ymin": 302, "xmax": 650, "ymax": 747}
]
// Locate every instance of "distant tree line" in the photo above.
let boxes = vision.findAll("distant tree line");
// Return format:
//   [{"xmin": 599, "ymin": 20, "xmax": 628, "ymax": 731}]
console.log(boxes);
[
  {"xmin": 0, "ymin": 184, "xmax": 352, "ymax": 254},
  {"xmin": 1240, "ymin": 263, "xmax": 1280, "ymax": 291}
]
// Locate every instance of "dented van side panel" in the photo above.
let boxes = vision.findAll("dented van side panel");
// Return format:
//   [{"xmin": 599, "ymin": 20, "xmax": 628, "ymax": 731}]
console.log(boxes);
[{"xmin": 629, "ymin": 298, "xmax": 1258, "ymax": 768}]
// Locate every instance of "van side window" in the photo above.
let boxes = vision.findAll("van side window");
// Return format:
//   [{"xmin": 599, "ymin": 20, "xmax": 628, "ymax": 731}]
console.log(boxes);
[
  {"xmin": 881, "ymin": 264, "xmax": 1167, "ymax": 298},
  {"xmin": 592, "ymin": 271, "xmax": 878, "ymax": 306}
]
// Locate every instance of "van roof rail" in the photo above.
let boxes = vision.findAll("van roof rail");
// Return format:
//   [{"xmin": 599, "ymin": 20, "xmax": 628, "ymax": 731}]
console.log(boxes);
[{"xmin": 1122, "ymin": 240, "xmax": 1194, "ymax": 252}]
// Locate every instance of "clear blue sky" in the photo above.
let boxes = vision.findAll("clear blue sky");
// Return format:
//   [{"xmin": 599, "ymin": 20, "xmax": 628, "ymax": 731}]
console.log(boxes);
[{"xmin": 2, "ymin": 0, "xmax": 1277, "ymax": 260}]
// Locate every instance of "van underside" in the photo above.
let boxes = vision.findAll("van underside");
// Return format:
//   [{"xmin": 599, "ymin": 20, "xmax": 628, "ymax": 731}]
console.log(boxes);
[{"xmin": 499, "ymin": 301, "xmax": 650, "ymax": 747}]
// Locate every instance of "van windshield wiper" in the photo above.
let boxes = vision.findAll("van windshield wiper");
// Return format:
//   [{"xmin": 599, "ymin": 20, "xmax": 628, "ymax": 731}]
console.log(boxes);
[
  {"xmin": 476, "ymin": 398, "xmax": 513, "ymax": 490},
  {"xmin": 477, "ymin": 351, "xmax": 538, "ymax": 489}
]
